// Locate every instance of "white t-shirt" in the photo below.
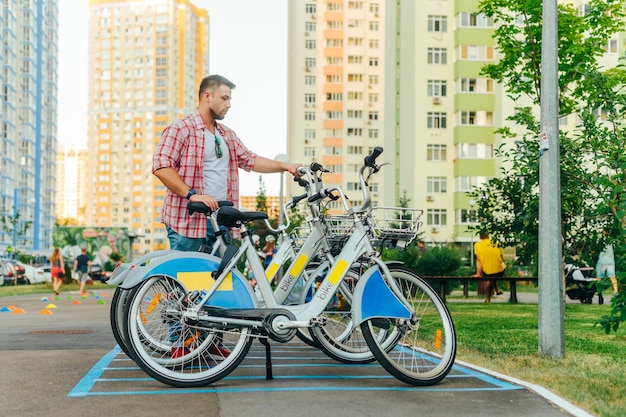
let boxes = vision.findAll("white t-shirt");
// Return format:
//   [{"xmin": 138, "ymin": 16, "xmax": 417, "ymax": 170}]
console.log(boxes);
[{"xmin": 203, "ymin": 129, "xmax": 229, "ymax": 200}]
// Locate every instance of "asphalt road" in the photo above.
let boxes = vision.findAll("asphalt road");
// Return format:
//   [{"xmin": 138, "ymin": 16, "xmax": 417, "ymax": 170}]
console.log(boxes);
[{"xmin": 0, "ymin": 291, "xmax": 594, "ymax": 417}]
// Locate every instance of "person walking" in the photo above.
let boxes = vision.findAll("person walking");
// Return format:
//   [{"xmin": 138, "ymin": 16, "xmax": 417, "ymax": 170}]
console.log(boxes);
[
  {"xmin": 472, "ymin": 230, "xmax": 506, "ymax": 303},
  {"xmin": 152, "ymin": 74, "xmax": 301, "ymax": 252},
  {"xmin": 262, "ymin": 235, "xmax": 277, "ymax": 267},
  {"xmin": 50, "ymin": 247, "xmax": 64, "ymax": 296},
  {"xmin": 596, "ymin": 243, "xmax": 618, "ymax": 296},
  {"xmin": 73, "ymin": 248, "xmax": 92, "ymax": 296}
]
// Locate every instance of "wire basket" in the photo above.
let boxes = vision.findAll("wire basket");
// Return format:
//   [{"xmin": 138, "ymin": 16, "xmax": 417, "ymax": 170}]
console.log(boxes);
[
  {"xmin": 369, "ymin": 206, "xmax": 423, "ymax": 249},
  {"xmin": 324, "ymin": 214, "xmax": 355, "ymax": 237}
]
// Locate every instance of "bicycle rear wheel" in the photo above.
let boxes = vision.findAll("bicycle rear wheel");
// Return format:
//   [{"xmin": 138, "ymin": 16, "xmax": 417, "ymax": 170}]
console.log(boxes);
[
  {"xmin": 361, "ymin": 265, "xmax": 456, "ymax": 385},
  {"xmin": 110, "ymin": 286, "xmax": 132, "ymax": 356},
  {"xmin": 123, "ymin": 275, "xmax": 253, "ymax": 387}
]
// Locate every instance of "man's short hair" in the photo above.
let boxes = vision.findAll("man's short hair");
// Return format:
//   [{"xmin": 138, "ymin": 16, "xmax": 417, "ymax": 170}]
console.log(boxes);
[
  {"xmin": 198, "ymin": 75, "xmax": 236, "ymax": 100},
  {"xmin": 479, "ymin": 229, "xmax": 489, "ymax": 240}
]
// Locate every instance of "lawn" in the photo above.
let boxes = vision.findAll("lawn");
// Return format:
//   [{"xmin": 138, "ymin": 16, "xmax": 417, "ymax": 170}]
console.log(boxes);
[{"xmin": 448, "ymin": 301, "xmax": 625, "ymax": 417}]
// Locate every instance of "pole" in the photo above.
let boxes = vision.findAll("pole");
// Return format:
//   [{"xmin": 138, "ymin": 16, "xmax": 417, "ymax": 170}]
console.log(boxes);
[
  {"xmin": 538, "ymin": 0, "xmax": 564, "ymax": 357},
  {"xmin": 12, "ymin": 188, "xmax": 18, "ymax": 254},
  {"xmin": 469, "ymin": 199, "xmax": 475, "ymax": 267}
]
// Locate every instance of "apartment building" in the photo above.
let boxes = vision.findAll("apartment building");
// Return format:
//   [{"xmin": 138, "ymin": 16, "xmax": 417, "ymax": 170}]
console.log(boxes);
[
  {"xmin": 86, "ymin": 0, "xmax": 209, "ymax": 255},
  {"xmin": 55, "ymin": 144, "xmax": 88, "ymax": 225},
  {"xmin": 287, "ymin": 0, "xmax": 499, "ymax": 249},
  {"xmin": 0, "ymin": 0, "xmax": 58, "ymax": 253}
]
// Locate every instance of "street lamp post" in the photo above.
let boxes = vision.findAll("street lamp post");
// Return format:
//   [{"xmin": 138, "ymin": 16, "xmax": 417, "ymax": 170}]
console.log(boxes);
[
  {"xmin": 274, "ymin": 154, "xmax": 290, "ymax": 236},
  {"xmin": 469, "ymin": 199, "xmax": 476, "ymax": 267}
]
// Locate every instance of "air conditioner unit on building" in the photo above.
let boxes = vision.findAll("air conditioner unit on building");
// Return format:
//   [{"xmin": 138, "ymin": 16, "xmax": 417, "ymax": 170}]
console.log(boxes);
[
  {"xmin": 426, "ymin": 195, "xmax": 434, "ymax": 202},
  {"xmin": 311, "ymin": 14, "xmax": 316, "ymax": 20},
  {"xmin": 431, "ymin": 227, "xmax": 440, "ymax": 234},
  {"xmin": 432, "ymin": 96, "xmax": 441, "ymax": 105}
]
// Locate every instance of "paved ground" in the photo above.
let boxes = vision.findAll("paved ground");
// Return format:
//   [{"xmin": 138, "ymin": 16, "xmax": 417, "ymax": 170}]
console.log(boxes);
[{"xmin": 0, "ymin": 290, "xmax": 595, "ymax": 417}]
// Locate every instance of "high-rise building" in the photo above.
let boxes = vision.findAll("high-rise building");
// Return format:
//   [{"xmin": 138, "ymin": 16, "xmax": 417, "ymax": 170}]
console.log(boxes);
[
  {"xmin": 0, "ymin": 0, "xmax": 58, "ymax": 253},
  {"xmin": 55, "ymin": 144, "xmax": 88, "ymax": 225},
  {"xmin": 287, "ymin": 1, "xmax": 500, "ymax": 249},
  {"xmin": 86, "ymin": 0, "xmax": 209, "ymax": 255}
]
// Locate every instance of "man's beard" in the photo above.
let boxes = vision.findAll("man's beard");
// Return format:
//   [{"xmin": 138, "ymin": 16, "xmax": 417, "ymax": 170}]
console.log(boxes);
[{"xmin": 210, "ymin": 109, "xmax": 225, "ymax": 121}]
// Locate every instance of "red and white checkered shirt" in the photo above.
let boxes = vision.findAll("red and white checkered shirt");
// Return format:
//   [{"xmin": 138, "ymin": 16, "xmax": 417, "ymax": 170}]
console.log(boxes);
[{"xmin": 153, "ymin": 108, "xmax": 257, "ymax": 238}]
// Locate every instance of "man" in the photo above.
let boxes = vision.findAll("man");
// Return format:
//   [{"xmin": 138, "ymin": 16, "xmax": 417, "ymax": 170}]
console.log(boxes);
[
  {"xmin": 153, "ymin": 74, "xmax": 301, "ymax": 252},
  {"xmin": 73, "ymin": 248, "xmax": 92, "ymax": 296},
  {"xmin": 472, "ymin": 230, "xmax": 505, "ymax": 303}
]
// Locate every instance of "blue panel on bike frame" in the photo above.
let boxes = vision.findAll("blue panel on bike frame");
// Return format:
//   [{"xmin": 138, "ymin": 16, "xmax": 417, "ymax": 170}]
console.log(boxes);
[
  {"xmin": 148, "ymin": 257, "xmax": 220, "ymax": 277},
  {"xmin": 205, "ymin": 272, "xmax": 255, "ymax": 309},
  {"xmin": 361, "ymin": 269, "xmax": 412, "ymax": 320}
]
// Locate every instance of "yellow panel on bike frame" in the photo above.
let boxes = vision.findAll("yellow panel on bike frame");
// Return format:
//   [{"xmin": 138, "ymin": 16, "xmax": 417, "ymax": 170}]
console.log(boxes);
[
  {"xmin": 177, "ymin": 271, "xmax": 233, "ymax": 291},
  {"xmin": 265, "ymin": 263, "xmax": 279, "ymax": 282},
  {"xmin": 327, "ymin": 259, "xmax": 348, "ymax": 285},
  {"xmin": 289, "ymin": 254, "xmax": 309, "ymax": 279}
]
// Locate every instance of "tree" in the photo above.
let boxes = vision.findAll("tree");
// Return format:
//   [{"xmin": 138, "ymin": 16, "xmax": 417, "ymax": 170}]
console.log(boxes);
[
  {"xmin": 1, "ymin": 210, "xmax": 32, "ymax": 248},
  {"xmin": 472, "ymin": 0, "xmax": 626, "ymax": 331}
]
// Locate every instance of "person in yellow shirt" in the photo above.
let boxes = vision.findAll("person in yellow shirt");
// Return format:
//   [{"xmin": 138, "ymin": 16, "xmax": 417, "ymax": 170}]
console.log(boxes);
[{"xmin": 472, "ymin": 230, "xmax": 505, "ymax": 303}]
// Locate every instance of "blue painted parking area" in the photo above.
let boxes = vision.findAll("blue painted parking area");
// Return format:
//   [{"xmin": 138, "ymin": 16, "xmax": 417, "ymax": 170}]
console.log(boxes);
[{"xmin": 69, "ymin": 341, "xmax": 523, "ymax": 397}]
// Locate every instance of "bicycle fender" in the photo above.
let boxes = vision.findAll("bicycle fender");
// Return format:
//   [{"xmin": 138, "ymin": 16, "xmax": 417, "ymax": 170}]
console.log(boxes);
[
  {"xmin": 119, "ymin": 252, "xmax": 256, "ymax": 309},
  {"xmin": 107, "ymin": 250, "xmax": 179, "ymax": 285},
  {"xmin": 351, "ymin": 266, "xmax": 412, "ymax": 326}
]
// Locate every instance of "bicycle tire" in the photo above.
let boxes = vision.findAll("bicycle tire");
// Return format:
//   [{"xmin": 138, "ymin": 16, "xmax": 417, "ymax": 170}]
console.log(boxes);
[
  {"xmin": 361, "ymin": 265, "xmax": 456, "ymax": 385},
  {"xmin": 123, "ymin": 275, "xmax": 253, "ymax": 387},
  {"xmin": 110, "ymin": 286, "xmax": 132, "ymax": 356}
]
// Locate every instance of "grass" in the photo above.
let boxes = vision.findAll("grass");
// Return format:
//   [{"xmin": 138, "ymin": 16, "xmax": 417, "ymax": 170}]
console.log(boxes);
[
  {"xmin": 448, "ymin": 302, "xmax": 625, "ymax": 417},
  {"xmin": 1, "ymin": 283, "xmax": 623, "ymax": 416},
  {"xmin": 0, "ymin": 281, "xmax": 115, "ymax": 297}
]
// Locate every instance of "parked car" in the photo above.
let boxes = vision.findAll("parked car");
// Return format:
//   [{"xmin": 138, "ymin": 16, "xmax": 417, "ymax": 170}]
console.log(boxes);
[
  {"xmin": 1, "ymin": 260, "xmax": 28, "ymax": 285},
  {"xmin": 33, "ymin": 265, "xmax": 53, "ymax": 284}
]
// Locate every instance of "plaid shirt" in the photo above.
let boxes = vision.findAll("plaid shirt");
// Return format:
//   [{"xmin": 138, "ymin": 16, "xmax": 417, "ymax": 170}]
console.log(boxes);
[{"xmin": 153, "ymin": 108, "xmax": 257, "ymax": 238}]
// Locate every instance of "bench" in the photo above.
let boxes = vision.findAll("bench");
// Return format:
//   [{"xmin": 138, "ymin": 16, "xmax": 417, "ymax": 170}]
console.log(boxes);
[{"xmin": 423, "ymin": 276, "xmax": 539, "ymax": 304}]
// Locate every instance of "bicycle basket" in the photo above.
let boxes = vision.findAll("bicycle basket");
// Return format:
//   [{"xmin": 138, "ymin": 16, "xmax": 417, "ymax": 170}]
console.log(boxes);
[
  {"xmin": 369, "ymin": 206, "xmax": 423, "ymax": 249},
  {"xmin": 323, "ymin": 214, "xmax": 354, "ymax": 256}
]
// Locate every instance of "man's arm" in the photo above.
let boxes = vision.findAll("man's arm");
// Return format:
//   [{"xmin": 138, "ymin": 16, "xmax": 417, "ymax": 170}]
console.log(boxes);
[
  {"xmin": 252, "ymin": 156, "xmax": 301, "ymax": 176},
  {"xmin": 153, "ymin": 167, "xmax": 191, "ymax": 199}
]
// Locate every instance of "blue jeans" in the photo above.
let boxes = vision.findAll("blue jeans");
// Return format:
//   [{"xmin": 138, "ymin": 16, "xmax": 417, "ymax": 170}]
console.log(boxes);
[{"xmin": 166, "ymin": 219, "xmax": 230, "ymax": 252}]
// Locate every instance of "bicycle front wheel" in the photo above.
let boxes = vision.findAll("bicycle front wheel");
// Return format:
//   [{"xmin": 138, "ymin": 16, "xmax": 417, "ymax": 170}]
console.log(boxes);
[
  {"xmin": 110, "ymin": 286, "xmax": 132, "ymax": 356},
  {"xmin": 361, "ymin": 265, "xmax": 456, "ymax": 385},
  {"xmin": 123, "ymin": 275, "xmax": 253, "ymax": 387}
]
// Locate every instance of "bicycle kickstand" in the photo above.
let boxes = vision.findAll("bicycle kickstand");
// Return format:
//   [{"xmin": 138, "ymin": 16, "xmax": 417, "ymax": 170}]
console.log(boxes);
[{"xmin": 259, "ymin": 338, "xmax": 273, "ymax": 380}]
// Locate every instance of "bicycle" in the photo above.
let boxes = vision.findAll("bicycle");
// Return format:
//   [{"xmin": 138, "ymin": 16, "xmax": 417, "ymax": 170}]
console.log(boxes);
[{"xmin": 120, "ymin": 147, "xmax": 457, "ymax": 387}]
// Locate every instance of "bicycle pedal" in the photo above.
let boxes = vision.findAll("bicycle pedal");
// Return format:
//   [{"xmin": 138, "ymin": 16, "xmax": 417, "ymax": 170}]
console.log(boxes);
[{"xmin": 309, "ymin": 316, "xmax": 326, "ymax": 327}]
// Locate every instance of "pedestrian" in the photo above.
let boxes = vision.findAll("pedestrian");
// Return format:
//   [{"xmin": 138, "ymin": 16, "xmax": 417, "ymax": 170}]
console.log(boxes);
[
  {"xmin": 596, "ymin": 243, "xmax": 618, "ymax": 295},
  {"xmin": 472, "ymin": 230, "xmax": 505, "ymax": 303},
  {"xmin": 73, "ymin": 248, "xmax": 92, "ymax": 296},
  {"xmin": 50, "ymin": 247, "xmax": 65, "ymax": 296},
  {"xmin": 262, "ymin": 235, "xmax": 277, "ymax": 267},
  {"xmin": 152, "ymin": 74, "xmax": 302, "ymax": 253}
]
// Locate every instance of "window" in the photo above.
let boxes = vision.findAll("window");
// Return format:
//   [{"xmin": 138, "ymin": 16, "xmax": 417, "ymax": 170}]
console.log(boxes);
[
  {"xmin": 347, "ymin": 110, "xmax": 363, "ymax": 118},
  {"xmin": 347, "ymin": 128, "xmax": 363, "ymax": 136},
  {"xmin": 369, "ymin": 75, "xmax": 379, "ymax": 85},
  {"xmin": 427, "ymin": 144, "xmax": 447, "ymax": 161},
  {"xmin": 459, "ymin": 111, "xmax": 493, "ymax": 125},
  {"xmin": 457, "ymin": 176, "xmax": 490, "ymax": 192},
  {"xmin": 427, "ymin": 209, "xmax": 447, "ymax": 226},
  {"xmin": 304, "ymin": 93, "xmax": 316, "ymax": 105},
  {"xmin": 305, "ymin": 75, "xmax": 316, "ymax": 85},
  {"xmin": 305, "ymin": 57, "xmax": 316, "ymax": 69},
  {"xmin": 304, "ymin": 112, "xmax": 316, "ymax": 121},
  {"xmin": 427, "ymin": 112, "xmax": 447, "ymax": 129},
  {"xmin": 428, "ymin": 15, "xmax": 447, "ymax": 32},
  {"xmin": 326, "ymin": 75, "xmax": 341, "ymax": 83},
  {"xmin": 459, "ymin": 78, "xmax": 494, "ymax": 93},
  {"xmin": 348, "ymin": 55, "xmax": 363, "ymax": 64},
  {"xmin": 460, "ymin": 111, "xmax": 476, "ymax": 125},
  {"xmin": 305, "ymin": 39, "xmax": 316, "ymax": 49},
  {"xmin": 325, "ymin": 146, "xmax": 342, "ymax": 155},
  {"xmin": 347, "ymin": 182, "xmax": 362, "ymax": 191},
  {"xmin": 305, "ymin": 3, "xmax": 316, "ymax": 13},
  {"xmin": 305, "ymin": 22, "xmax": 316, "ymax": 32},
  {"xmin": 348, "ymin": 73, "xmax": 363, "ymax": 82},
  {"xmin": 327, "ymin": 92, "xmax": 342, "ymax": 101},
  {"xmin": 458, "ymin": 209, "xmax": 478, "ymax": 224},
  {"xmin": 368, "ymin": 129, "xmax": 379, "ymax": 139},
  {"xmin": 369, "ymin": 112, "xmax": 379, "ymax": 120},
  {"xmin": 427, "ymin": 48, "xmax": 447, "ymax": 64},
  {"xmin": 427, "ymin": 80, "xmax": 447, "ymax": 97},
  {"xmin": 304, "ymin": 129, "xmax": 316, "ymax": 140},
  {"xmin": 369, "ymin": 21, "xmax": 379, "ymax": 31},
  {"xmin": 606, "ymin": 39, "xmax": 618, "ymax": 54},
  {"xmin": 369, "ymin": 57, "xmax": 379, "ymax": 66},
  {"xmin": 459, "ymin": 45, "xmax": 494, "ymax": 60},
  {"xmin": 458, "ymin": 12, "xmax": 494, "ymax": 27},
  {"xmin": 369, "ymin": 39, "xmax": 379, "ymax": 48},
  {"xmin": 427, "ymin": 176, "xmax": 447, "ymax": 193},
  {"xmin": 304, "ymin": 147, "xmax": 316, "ymax": 157},
  {"xmin": 457, "ymin": 143, "xmax": 493, "ymax": 159},
  {"xmin": 326, "ymin": 111, "xmax": 342, "ymax": 119},
  {"xmin": 348, "ymin": 146, "xmax": 363, "ymax": 154},
  {"xmin": 347, "ymin": 92, "xmax": 362, "ymax": 100},
  {"xmin": 368, "ymin": 93, "xmax": 378, "ymax": 104}
]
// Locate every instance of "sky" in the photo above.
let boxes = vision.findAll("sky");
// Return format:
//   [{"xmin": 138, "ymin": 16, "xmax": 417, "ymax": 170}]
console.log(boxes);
[{"xmin": 57, "ymin": 0, "xmax": 290, "ymax": 196}]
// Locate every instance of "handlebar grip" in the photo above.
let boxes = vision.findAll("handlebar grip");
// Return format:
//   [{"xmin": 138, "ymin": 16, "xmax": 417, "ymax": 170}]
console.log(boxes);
[
  {"xmin": 364, "ymin": 146, "xmax": 383, "ymax": 167},
  {"xmin": 307, "ymin": 190, "xmax": 327, "ymax": 203},
  {"xmin": 296, "ymin": 166, "xmax": 308, "ymax": 176},
  {"xmin": 294, "ymin": 176, "xmax": 309, "ymax": 187},
  {"xmin": 292, "ymin": 192, "xmax": 308, "ymax": 205}
]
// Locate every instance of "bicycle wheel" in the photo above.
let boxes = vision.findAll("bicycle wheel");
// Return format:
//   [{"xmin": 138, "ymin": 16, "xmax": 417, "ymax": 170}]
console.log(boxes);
[
  {"xmin": 123, "ymin": 275, "xmax": 253, "ymax": 387},
  {"xmin": 361, "ymin": 265, "xmax": 456, "ymax": 385},
  {"xmin": 308, "ymin": 268, "xmax": 381, "ymax": 364},
  {"xmin": 110, "ymin": 286, "xmax": 132, "ymax": 356}
]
